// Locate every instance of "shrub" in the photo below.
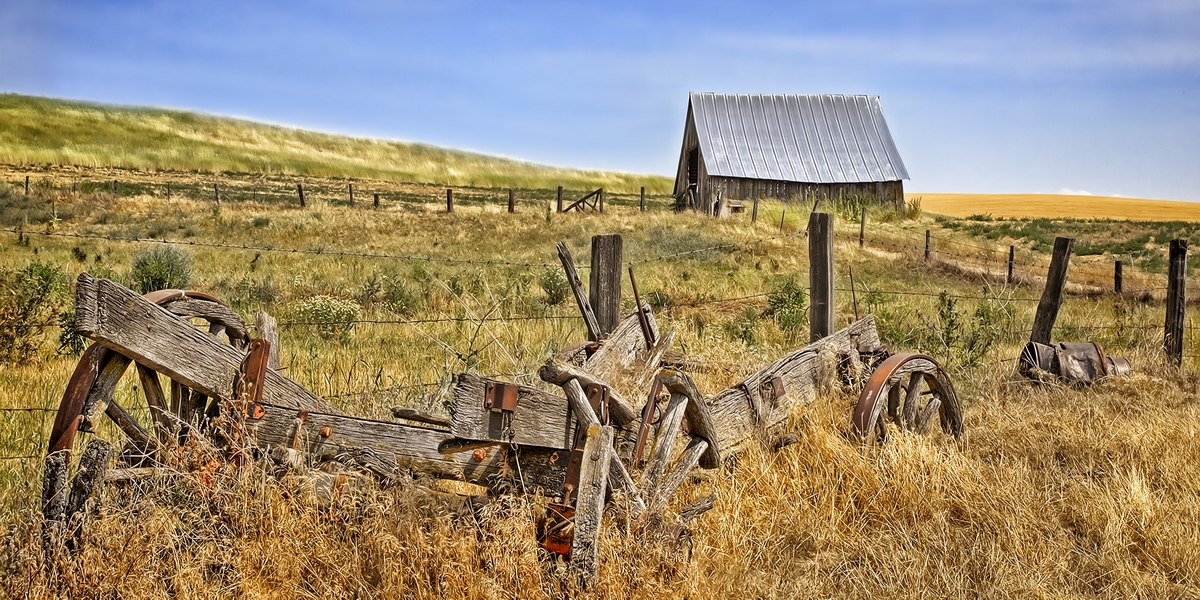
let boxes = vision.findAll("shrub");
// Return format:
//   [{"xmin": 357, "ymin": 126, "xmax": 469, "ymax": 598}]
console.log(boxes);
[
  {"xmin": 383, "ymin": 279, "xmax": 423, "ymax": 317},
  {"xmin": 0, "ymin": 261, "xmax": 67, "ymax": 364},
  {"xmin": 538, "ymin": 268, "xmax": 570, "ymax": 306},
  {"xmin": 130, "ymin": 245, "xmax": 193, "ymax": 293},
  {"xmin": 722, "ymin": 306, "xmax": 760, "ymax": 346},
  {"xmin": 767, "ymin": 276, "xmax": 808, "ymax": 342},
  {"xmin": 294, "ymin": 295, "xmax": 361, "ymax": 340}
]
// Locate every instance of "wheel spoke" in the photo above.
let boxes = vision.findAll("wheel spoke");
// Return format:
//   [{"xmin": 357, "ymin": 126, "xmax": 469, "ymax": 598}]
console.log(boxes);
[{"xmin": 902, "ymin": 372, "xmax": 924, "ymax": 430}]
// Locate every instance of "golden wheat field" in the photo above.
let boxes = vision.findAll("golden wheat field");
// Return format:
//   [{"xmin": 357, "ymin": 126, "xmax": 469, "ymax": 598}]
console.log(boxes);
[
  {"xmin": 1, "ymin": 169, "xmax": 1199, "ymax": 598},
  {"xmin": 914, "ymin": 192, "xmax": 1200, "ymax": 221}
]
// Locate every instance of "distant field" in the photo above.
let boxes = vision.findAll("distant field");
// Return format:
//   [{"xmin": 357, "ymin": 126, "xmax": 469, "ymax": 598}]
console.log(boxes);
[
  {"xmin": 0, "ymin": 94, "xmax": 671, "ymax": 194},
  {"xmin": 913, "ymin": 192, "xmax": 1200, "ymax": 221}
]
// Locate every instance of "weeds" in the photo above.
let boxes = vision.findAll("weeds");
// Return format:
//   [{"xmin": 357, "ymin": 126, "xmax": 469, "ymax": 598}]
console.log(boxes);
[
  {"xmin": 130, "ymin": 246, "xmax": 193, "ymax": 293},
  {"xmin": 0, "ymin": 260, "xmax": 67, "ymax": 364}
]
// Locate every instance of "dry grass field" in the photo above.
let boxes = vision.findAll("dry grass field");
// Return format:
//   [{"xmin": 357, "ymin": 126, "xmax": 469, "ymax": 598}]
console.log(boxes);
[
  {"xmin": 1, "ymin": 168, "xmax": 1199, "ymax": 598},
  {"xmin": 915, "ymin": 192, "xmax": 1200, "ymax": 221}
]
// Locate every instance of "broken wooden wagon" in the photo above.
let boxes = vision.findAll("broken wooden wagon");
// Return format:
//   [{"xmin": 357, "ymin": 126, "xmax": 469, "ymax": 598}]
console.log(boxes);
[{"xmin": 43, "ymin": 260, "xmax": 964, "ymax": 584}]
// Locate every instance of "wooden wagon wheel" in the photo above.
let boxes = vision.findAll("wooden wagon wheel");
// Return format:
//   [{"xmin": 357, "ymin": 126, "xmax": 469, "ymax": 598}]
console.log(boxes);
[
  {"xmin": 851, "ymin": 353, "xmax": 964, "ymax": 445},
  {"xmin": 46, "ymin": 289, "xmax": 248, "ymax": 469}
]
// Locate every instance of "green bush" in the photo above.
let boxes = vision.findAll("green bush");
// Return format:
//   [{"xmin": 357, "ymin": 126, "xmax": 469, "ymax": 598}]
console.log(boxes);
[
  {"xmin": 539, "ymin": 268, "xmax": 570, "ymax": 306},
  {"xmin": 130, "ymin": 245, "xmax": 193, "ymax": 293},
  {"xmin": 294, "ymin": 295, "xmax": 361, "ymax": 340},
  {"xmin": 383, "ymin": 279, "xmax": 423, "ymax": 317},
  {"xmin": 722, "ymin": 306, "xmax": 760, "ymax": 346},
  {"xmin": 767, "ymin": 276, "xmax": 808, "ymax": 342},
  {"xmin": 0, "ymin": 261, "xmax": 67, "ymax": 364}
]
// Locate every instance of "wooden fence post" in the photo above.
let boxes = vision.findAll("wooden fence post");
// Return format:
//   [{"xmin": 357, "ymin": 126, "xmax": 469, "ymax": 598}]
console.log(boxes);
[
  {"xmin": 373, "ymin": 193, "xmax": 380, "ymax": 209},
  {"xmin": 589, "ymin": 234, "xmax": 623, "ymax": 339},
  {"xmin": 809, "ymin": 211, "xmax": 834, "ymax": 342},
  {"xmin": 1114, "ymin": 260, "xmax": 1123, "ymax": 293},
  {"xmin": 213, "ymin": 183, "xmax": 220, "ymax": 207},
  {"xmin": 349, "ymin": 183, "xmax": 354, "ymax": 207},
  {"xmin": 1030, "ymin": 236, "xmax": 1075, "ymax": 345},
  {"xmin": 446, "ymin": 188, "xmax": 453, "ymax": 213},
  {"xmin": 113, "ymin": 180, "xmax": 119, "ymax": 196},
  {"xmin": 598, "ymin": 188, "xmax": 605, "ymax": 213},
  {"xmin": 24, "ymin": 176, "xmax": 29, "ymax": 196},
  {"xmin": 859, "ymin": 207, "xmax": 866, "ymax": 248},
  {"xmin": 751, "ymin": 196, "xmax": 759, "ymax": 224},
  {"xmin": 924, "ymin": 230, "xmax": 930, "ymax": 261},
  {"xmin": 557, "ymin": 186, "xmax": 563, "ymax": 213},
  {"xmin": 1008, "ymin": 245, "xmax": 1015, "ymax": 284},
  {"xmin": 1165, "ymin": 239, "xmax": 1187, "ymax": 366},
  {"xmin": 297, "ymin": 183, "xmax": 305, "ymax": 207},
  {"xmin": 640, "ymin": 186, "xmax": 646, "ymax": 212},
  {"xmin": 508, "ymin": 189, "xmax": 515, "ymax": 213}
]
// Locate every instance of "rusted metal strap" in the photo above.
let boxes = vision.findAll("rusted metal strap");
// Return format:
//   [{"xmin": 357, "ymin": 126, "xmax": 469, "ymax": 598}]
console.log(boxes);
[
  {"xmin": 628, "ymin": 267, "xmax": 656, "ymax": 350},
  {"xmin": 483, "ymin": 381, "xmax": 520, "ymax": 412},
  {"xmin": 631, "ymin": 377, "xmax": 664, "ymax": 467},
  {"xmin": 237, "ymin": 338, "xmax": 271, "ymax": 417}
]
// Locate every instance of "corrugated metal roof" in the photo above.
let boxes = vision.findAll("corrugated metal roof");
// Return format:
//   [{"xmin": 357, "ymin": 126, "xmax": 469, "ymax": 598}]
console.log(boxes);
[{"xmin": 690, "ymin": 92, "xmax": 909, "ymax": 183}]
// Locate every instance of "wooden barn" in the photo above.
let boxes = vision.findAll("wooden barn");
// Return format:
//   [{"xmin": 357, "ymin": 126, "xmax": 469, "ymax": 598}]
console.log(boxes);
[{"xmin": 673, "ymin": 92, "xmax": 909, "ymax": 214}]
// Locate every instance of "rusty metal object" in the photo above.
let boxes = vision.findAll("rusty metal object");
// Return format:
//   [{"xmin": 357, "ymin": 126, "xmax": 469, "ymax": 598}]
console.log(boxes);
[
  {"xmin": 632, "ymin": 377, "xmax": 664, "ymax": 467},
  {"xmin": 236, "ymin": 339, "xmax": 271, "ymax": 408},
  {"xmin": 483, "ymin": 381, "xmax": 519, "ymax": 412},
  {"xmin": 585, "ymin": 383, "xmax": 610, "ymax": 426},
  {"xmin": 536, "ymin": 503, "xmax": 576, "ymax": 557},
  {"xmin": 852, "ymin": 353, "xmax": 964, "ymax": 444},
  {"xmin": 1019, "ymin": 341, "xmax": 1130, "ymax": 384}
]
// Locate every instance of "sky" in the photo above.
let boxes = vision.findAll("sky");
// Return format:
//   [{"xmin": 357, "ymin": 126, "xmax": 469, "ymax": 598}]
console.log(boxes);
[{"xmin": 2, "ymin": 0, "xmax": 1198, "ymax": 201}]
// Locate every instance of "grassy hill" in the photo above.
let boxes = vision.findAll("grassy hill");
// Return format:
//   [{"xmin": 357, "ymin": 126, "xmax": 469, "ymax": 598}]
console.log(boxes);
[
  {"xmin": 0, "ymin": 94, "xmax": 671, "ymax": 193},
  {"xmin": 914, "ymin": 192, "xmax": 1200, "ymax": 221}
]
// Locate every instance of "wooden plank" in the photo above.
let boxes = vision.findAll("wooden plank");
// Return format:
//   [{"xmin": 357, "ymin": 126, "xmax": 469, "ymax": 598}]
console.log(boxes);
[
  {"xmin": 589, "ymin": 234, "xmax": 623, "ymax": 338},
  {"xmin": 74, "ymin": 275, "xmax": 339, "ymax": 415},
  {"xmin": 42, "ymin": 451, "xmax": 69, "ymax": 524},
  {"xmin": 65, "ymin": 438, "xmax": 112, "ymax": 522},
  {"xmin": 136, "ymin": 364, "xmax": 172, "ymax": 441},
  {"xmin": 705, "ymin": 316, "xmax": 880, "ymax": 457},
  {"xmin": 450, "ymin": 373, "xmax": 575, "ymax": 450},
  {"xmin": 570, "ymin": 424, "xmax": 612, "ymax": 589},
  {"xmin": 557, "ymin": 242, "xmax": 602, "ymax": 342},
  {"xmin": 250, "ymin": 401, "xmax": 567, "ymax": 493},
  {"xmin": 585, "ymin": 307, "xmax": 672, "ymax": 403},
  {"xmin": 658, "ymin": 369, "xmax": 720, "ymax": 468},
  {"xmin": 254, "ymin": 311, "xmax": 281, "ymax": 370},
  {"xmin": 538, "ymin": 360, "xmax": 637, "ymax": 426},
  {"xmin": 649, "ymin": 438, "xmax": 707, "ymax": 514},
  {"xmin": 391, "ymin": 407, "xmax": 451, "ymax": 428},
  {"xmin": 1165, "ymin": 239, "xmax": 1188, "ymax": 366},
  {"xmin": 561, "ymin": 379, "xmax": 645, "ymax": 514},
  {"xmin": 641, "ymin": 391, "xmax": 688, "ymax": 501},
  {"xmin": 1030, "ymin": 236, "xmax": 1074, "ymax": 345},
  {"xmin": 809, "ymin": 211, "xmax": 834, "ymax": 341}
]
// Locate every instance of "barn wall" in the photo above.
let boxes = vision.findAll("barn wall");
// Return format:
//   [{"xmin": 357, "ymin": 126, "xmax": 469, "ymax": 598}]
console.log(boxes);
[
  {"xmin": 673, "ymin": 104, "xmax": 700, "ymax": 199},
  {"xmin": 706, "ymin": 177, "xmax": 904, "ymax": 210}
]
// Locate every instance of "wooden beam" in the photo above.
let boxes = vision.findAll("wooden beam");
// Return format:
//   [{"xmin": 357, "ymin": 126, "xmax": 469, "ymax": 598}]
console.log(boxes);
[
  {"xmin": 450, "ymin": 373, "xmax": 575, "ymax": 449},
  {"xmin": 648, "ymin": 437, "xmax": 707, "ymax": 514},
  {"xmin": 589, "ymin": 234, "xmax": 623, "ymax": 339},
  {"xmin": 570, "ymin": 423, "xmax": 612, "ymax": 589},
  {"xmin": 557, "ymin": 242, "xmax": 602, "ymax": 342},
  {"xmin": 641, "ymin": 391, "xmax": 688, "ymax": 501},
  {"xmin": 657, "ymin": 369, "xmax": 720, "ymax": 468},
  {"xmin": 1165, "ymin": 239, "xmax": 1188, "ymax": 366},
  {"xmin": 809, "ymin": 211, "xmax": 834, "ymax": 341}
]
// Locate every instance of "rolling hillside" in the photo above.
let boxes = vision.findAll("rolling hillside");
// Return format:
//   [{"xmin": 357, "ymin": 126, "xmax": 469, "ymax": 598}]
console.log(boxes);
[
  {"xmin": 0, "ymin": 94, "xmax": 671, "ymax": 194},
  {"xmin": 914, "ymin": 192, "xmax": 1200, "ymax": 221}
]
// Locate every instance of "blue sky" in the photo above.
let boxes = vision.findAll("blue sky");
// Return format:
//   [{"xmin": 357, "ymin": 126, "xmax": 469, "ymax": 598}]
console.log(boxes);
[{"xmin": 2, "ymin": 0, "xmax": 1197, "ymax": 200}]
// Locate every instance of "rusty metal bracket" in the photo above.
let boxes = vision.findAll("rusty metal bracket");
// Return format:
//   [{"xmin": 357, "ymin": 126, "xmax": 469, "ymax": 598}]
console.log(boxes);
[
  {"xmin": 632, "ymin": 377, "xmax": 664, "ymax": 467},
  {"xmin": 584, "ymin": 383, "xmax": 611, "ymax": 426},
  {"xmin": 763, "ymin": 376, "xmax": 784, "ymax": 404},
  {"xmin": 484, "ymin": 381, "xmax": 519, "ymax": 412},
  {"xmin": 628, "ymin": 267, "xmax": 656, "ymax": 350},
  {"xmin": 236, "ymin": 338, "xmax": 271, "ymax": 416}
]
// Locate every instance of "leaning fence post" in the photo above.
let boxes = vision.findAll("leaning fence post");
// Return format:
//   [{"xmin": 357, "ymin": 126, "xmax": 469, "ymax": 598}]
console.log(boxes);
[
  {"xmin": 809, "ymin": 211, "xmax": 834, "ymax": 341},
  {"xmin": 859, "ymin": 207, "xmax": 866, "ymax": 248},
  {"xmin": 640, "ymin": 186, "xmax": 646, "ymax": 212},
  {"xmin": 1030, "ymin": 236, "xmax": 1075, "ymax": 345},
  {"xmin": 598, "ymin": 188, "xmax": 605, "ymax": 213},
  {"xmin": 589, "ymin": 234, "xmax": 623, "ymax": 339},
  {"xmin": 373, "ymin": 193, "xmax": 380, "ymax": 209},
  {"xmin": 1114, "ymin": 260, "xmax": 1123, "ymax": 293},
  {"xmin": 924, "ymin": 230, "xmax": 930, "ymax": 261},
  {"xmin": 557, "ymin": 186, "xmax": 564, "ymax": 213},
  {"xmin": 1008, "ymin": 245, "xmax": 1015, "ymax": 284},
  {"xmin": 1165, "ymin": 239, "xmax": 1187, "ymax": 366},
  {"xmin": 297, "ymin": 183, "xmax": 306, "ymax": 207},
  {"xmin": 508, "ymin": 189, "xmax": 515, "ymax": 213},
  {"xmin": 446, "ymin": 188, "xmax": 453, "ymax": 213},
  {"xmin": 213, "ymin": 183, "xmax": 220, "ymax": 207},
  {"xmin": 557, "ymin": 242, "xmax": 602, "ymax": 341}
]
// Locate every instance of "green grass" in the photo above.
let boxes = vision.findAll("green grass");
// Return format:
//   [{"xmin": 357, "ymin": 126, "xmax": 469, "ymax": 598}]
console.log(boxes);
[{"xmin": 0, "ymin": 94, "xmax": 672, "ymax": 194}]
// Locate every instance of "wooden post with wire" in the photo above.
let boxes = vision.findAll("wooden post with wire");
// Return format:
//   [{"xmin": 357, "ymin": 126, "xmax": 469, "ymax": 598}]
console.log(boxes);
[
  {"xmin": 1114, "ymin": 260, "xmax": 1123, "ymax": 293},
  {"xmin": 213, "ymin": 183, "xmax": 220, "ymax": 207},
  {"xmin": 446, "ymin": 188, "xmax": 453, "ymax": 213},
  {"xmin": 349, "ymin": 183, "xmax": 354, "ymax": 207},
  {"xmin": 859, "ymin": 207, "xmax": 866, "ymax": 248},
  {"xmin": 557, "ymin": 186, "xmax": 563, "ymax": 213},
  {"xmin": 924, "ymin": 230, "xmax": 930, "ymax": 261},
  {"xmin": 24, "ymin": 176, "xmax": 29, "ymax": 196},
  {"xmin": 508, "ymin": 189, "xmax": 515, "ymax": 213},
  {"xmin": 373, "ymin": 193, "xmax": 380, "ymax": 209},
  {"xmin": 297, "ymin": 183, "xmax": 305, "ymax": 207},
  {"xmin": 589, "ymin": 234, "xmax": 623, "ymax": 339},
  {"xmin": 640, "ymin": 186, "xmax": 645, "ymax": 212},
  {"xmin": 1165, "ymin": 239, "xmax": 1187, "ymax": 366},
  {"xmin": 1030, "ymin": 236, "xmax": 1075, "ymax": 345},
  {"xmin": 809, "ymin": 211, "xmax": 834, "ymax": 341}
]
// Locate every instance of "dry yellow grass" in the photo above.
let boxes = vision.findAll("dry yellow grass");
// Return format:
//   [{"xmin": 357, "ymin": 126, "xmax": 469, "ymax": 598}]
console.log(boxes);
[{"xmin": 912, "ymin": 193, "xmax": 1200, "ymax": 221}]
